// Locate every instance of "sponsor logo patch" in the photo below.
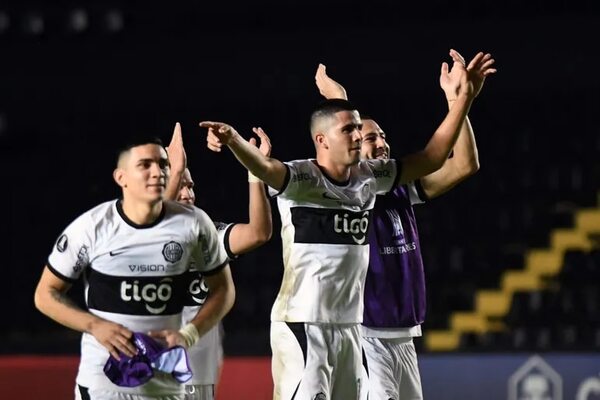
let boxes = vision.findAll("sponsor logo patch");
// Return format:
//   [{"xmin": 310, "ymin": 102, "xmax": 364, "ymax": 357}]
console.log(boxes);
[
  {"xmin": 291, "ymin": 207, "xmax": 371, "ymax": 245},
  {"xmin": 188, "ymin": 276, "xmax": 209, "ymax": 305},
  {"xmin": 334, "ymin": 211, "xmax": 370, "ymax": 244},
  {"xmin": 73, "ymin": 245, "xmax": 89, "ymax": 273},
  {"xmin": 292, "ymin": 172, "xmax": 311, "ymax": 183},
  {"xmin": 120, "ymin": 277, "xmax": 173, "ymax": 314}
]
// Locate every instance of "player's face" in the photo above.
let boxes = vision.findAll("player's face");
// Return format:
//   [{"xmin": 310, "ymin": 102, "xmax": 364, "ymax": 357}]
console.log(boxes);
[
  {"xmin": 323, "ymin": 110, "xmax": 363, "ymax": 166},
  {"xmin": 177, "ymin": 169, "xmax": 196, "ymax": 205},
  {"xmin": 118, "ymin": 144, "xmax": 169, "ymax": 204},
  {"xmin": 360, "ymin": 119, "xmax": 390, "ymax": 160}
]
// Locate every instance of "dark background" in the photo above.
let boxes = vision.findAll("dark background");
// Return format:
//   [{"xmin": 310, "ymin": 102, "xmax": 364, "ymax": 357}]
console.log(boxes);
[{"xmin": 1, "ymin": 1, "xmax": 598, "ymax": 355}]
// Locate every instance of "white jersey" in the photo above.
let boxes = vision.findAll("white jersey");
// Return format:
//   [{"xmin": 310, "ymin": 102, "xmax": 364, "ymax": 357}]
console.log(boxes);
[
  {"xmin": 269, "ymin": 159, "xmax": 398, "ymax": 323},
  {"xmin": 47, "ymin": 199, "xmax": 228, "ymax": 396},
  {"xmin": 181, "ymin": 222, "xmax": 235, "ymax": 385}
]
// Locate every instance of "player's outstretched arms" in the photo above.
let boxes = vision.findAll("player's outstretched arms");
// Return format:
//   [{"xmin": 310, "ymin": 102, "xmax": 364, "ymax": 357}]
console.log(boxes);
[
  {"xmin": 34, "ymin": 266, "xmax": 137, "ymax": 360},
  {"xmin": 397, "ymin": 49, "xmax": 496, "ymax": 185},
  {"xmin": 164, "ymin": 122, "xmax": 187, "ymax": 201},
  {"xmin": 228, "ymin": 127, "xmax": 273, "ymax": 255},
  {"xmin": 200, "ymin": 121, "xmax": 288, "ymax": 191},
  {"xmin": 315, "ymin": 64, "xmax": 348, "ymax": 100}
]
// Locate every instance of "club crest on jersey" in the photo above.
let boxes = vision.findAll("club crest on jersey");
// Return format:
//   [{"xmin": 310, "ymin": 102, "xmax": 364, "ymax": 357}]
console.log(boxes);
[
  {"xmin": 56, "ymin": 234, "xmax": 68, "ymax": 253},
  {"xmin": 162, "ymin": 241, "xmax": 183, "ymax": 263}
]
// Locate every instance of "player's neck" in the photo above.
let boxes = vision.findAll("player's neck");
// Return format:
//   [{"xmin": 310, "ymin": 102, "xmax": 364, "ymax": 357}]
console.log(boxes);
[
  {"xmin": 120, "ymin": 197, "xmax": 164, "ymax": 226},
  {"xmin": 315, "ymin": 157, "xmax": 351, "ymax": 183}
]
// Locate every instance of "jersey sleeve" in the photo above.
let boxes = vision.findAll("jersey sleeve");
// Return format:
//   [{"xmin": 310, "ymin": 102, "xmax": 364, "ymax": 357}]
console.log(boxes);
[
  {"xmin": 47, "ymin": 213, "xmax": 93, "ymax": 283},
  {"xmin": 267, "ymin": 159, "xmax": 315, "ymax": 198},
  {"xmin": 363, "ymin": 158, "xmax": 400, "ymax": 194},
  {"xmin": 214, "ymin": 221, "xmax": 238, "ymax": 261},
  {"xmin": 192, "ymin": 210, "xmax": 229, "ymax": 276},
  {"xmin": 406, "ymin": 180, "xmax": 427, "ymax": 206}
]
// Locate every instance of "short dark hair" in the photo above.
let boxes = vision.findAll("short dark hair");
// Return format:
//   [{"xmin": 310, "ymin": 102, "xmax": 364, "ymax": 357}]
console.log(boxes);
[
  {"xmin": 310, "ymin": 99, "xmax": 358, "ymax": 134},
  {"xmin": 115, "ymin": 136, "xmax": 164, "ymax": 166}
]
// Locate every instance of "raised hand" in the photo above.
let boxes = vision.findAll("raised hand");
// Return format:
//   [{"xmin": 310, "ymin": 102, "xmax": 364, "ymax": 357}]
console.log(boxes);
[
  {"xmin": 441, "ymin": 49, "xmax": 496, "ymax": 101},
  {"xmin": 315, "ymin": 64, "xmax": 348, "ymax": 100},
  {"xmin": 166, "ymin": 122, "xmax": 186, "ymax": 173},
  {"xmin": 200, "ymin": 121, "xmax": 239, "ymax": 153},
  {"xmin": 250, "ymin": 127, "xmax": 272, "ymax": 157},
  {"xmin": 89, "ymin": 319, "xmax": 137, "ymax": 360},
  {"xmin": 465, "ymin": 51, "xmax": 496, "ymax": 98}
]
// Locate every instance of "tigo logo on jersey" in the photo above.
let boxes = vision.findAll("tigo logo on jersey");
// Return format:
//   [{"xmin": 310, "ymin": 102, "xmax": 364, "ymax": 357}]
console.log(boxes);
[
  {"xmin": 120, "ymin": 278, "xmax": 173, "ymax": 314},
  {"xmin": 188, "ymin": 277, "xmax": 209, "ymax": 305},
  {"xmin": 291, "ymin": 207, "xmax": 371, "ymax": 245},
  {"xmin": 162, "ymin": 241, "xmax": 183, "ymax": 263},
  {"xmin": 334, "ymin": 211, "xmax": 369, "ymax": 244}
]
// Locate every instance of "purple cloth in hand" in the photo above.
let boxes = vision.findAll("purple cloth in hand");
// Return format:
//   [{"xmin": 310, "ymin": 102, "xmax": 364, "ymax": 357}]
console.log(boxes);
[{"xmin": 104, "ymin": 332, "xmax": 192, "ymax": 387}]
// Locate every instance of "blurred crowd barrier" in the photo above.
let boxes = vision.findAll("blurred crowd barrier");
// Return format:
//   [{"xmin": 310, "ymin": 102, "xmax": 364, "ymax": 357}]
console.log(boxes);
[{"xmin": 1, "ymin": 353, "xmax": 598, "ymax": 399}]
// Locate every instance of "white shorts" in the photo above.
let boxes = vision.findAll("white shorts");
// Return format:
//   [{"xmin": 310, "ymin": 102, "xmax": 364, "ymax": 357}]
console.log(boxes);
[
  {"xmin": 360, "ymin": 337, "xmax": 423, "ymax": 400},
  {"xmin": 184, "ymin": 384, "xmax": 214, "ymax": 400},
  {"xmin": 75, "ymin": 385, "xmax": 184, "ymax": 400},
  {"xmin": 271, "ymin": 321, "xmax": 362, "ymax": 400}
]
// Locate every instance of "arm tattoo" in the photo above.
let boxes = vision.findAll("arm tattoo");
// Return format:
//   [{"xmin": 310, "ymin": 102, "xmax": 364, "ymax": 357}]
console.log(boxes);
[{"xmin": 50, "ymin": 288, "xmax": 81, "ymax": 310}]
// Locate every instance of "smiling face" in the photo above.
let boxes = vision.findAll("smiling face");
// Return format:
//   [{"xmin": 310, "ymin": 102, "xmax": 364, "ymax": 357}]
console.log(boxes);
[
  {"xmin": 316, "ymin": 110, "xmax": 363, "ymax": 167},
  {"xmin": 360, "ymin": 118, "xmax": 390, "ymax": 160},
  {"xmin": 113, "ymin": 143, "xmax": 170, "ymax": 205}
]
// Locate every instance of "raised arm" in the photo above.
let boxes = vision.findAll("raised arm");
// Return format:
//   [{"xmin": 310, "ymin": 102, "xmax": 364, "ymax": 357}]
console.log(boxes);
[
  {"xmin": 34, "ymin": 267, "xmax": 137, "ymax": 359},
  {"xmin": 228, "ymin": 127, "xmax": 273, "ymax": 254},
  {"xmin": 398, "ymin": 49, "xmax": 496, "ymax": 185},
  {"xmin": 200, "ymin": 121, "xmax": 288, "ymax": 191},
  {"xmin": 164, "ymin": 123, "xmax": 187, "ymax": 201},
  {"xmin": 419, "ymin": 114, "xmax": 478, "ymax": 198},
  {"xmin": 418, "ymin": 51, "xmax": 494, "ymax": 198}
]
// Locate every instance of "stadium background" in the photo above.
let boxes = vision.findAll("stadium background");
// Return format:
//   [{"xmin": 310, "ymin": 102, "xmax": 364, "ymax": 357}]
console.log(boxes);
[{"xmin": 0, "ymin": 1, "xmax": 598, "ymax": 398}]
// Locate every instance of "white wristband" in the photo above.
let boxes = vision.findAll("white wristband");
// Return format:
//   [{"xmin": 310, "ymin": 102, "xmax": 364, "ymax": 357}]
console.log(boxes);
[
  {"xmin": 248, "ymin": 171, "xmax": 262, "ymax": 183},
  {"xmin": 178, "ymin": 323, "xmax": 200, "ymax": 348}
]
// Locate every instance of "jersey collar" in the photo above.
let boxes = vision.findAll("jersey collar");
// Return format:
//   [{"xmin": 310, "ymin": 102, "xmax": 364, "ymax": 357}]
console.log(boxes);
[{"xmin": 115, "ymin": 199, "xmax": 166, "ymax": 229}]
